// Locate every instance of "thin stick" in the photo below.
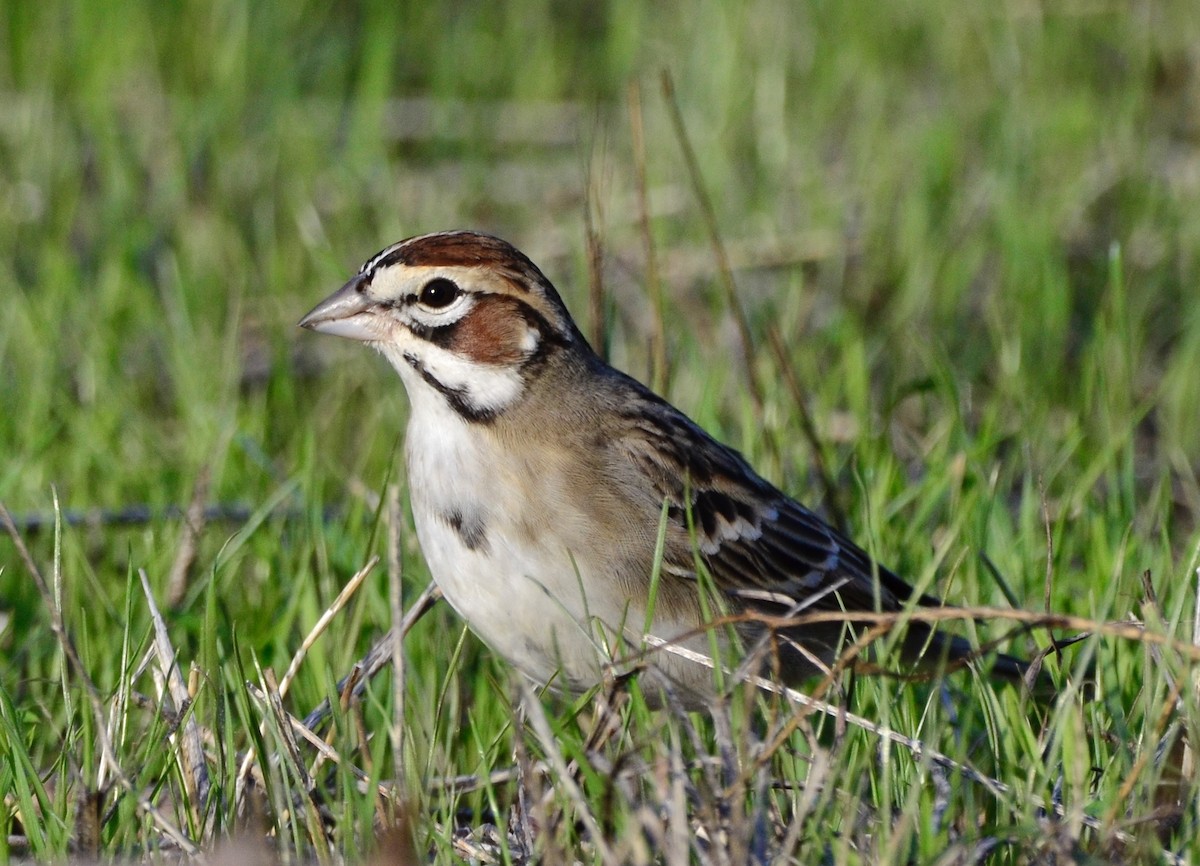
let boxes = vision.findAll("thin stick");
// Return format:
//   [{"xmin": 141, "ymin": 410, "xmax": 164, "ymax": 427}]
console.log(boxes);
[
  {"xmin": 766, "ymin": 326, "xmax": 847, "ymax": 532},
  {"xmin": 280, "ymin": 555, "xmax": 378, "ymax": 696},
  {"xmin": 681, "ymin": 604, "xmax": 1200, "ymax": 665},
  {"xmin": 660, "ymin": 69, "xmax": 763, "ymax": 410},
  {"xmin": 301, "ymin": 580, "xmax": 442, "ymax": 731},
  {"xmin": 628, "ymin": 79, "xmax": 669, "ymax": 394}
]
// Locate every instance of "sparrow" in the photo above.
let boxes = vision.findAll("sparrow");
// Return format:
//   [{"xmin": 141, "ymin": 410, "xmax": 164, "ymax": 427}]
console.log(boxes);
[{"xmin": 299, "ymin": 230, "xmax": 1028, "ymax": 707}]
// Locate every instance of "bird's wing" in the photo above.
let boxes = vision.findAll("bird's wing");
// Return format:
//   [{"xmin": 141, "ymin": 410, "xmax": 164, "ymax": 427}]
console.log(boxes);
[{"xmin": 612, "ymin": 385, "xmax": 940, "ymax": 618}]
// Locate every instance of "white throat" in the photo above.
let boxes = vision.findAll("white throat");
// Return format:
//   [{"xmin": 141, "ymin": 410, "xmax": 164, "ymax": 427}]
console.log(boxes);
[{"xmin": 377, "ymin": 340, "xmax": 525, "ymax": 422}]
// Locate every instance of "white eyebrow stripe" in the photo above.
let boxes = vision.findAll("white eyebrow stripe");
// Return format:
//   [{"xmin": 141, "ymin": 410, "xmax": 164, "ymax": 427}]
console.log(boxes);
[
  {"xmin": 361, "ymin": 231, "xmax": 455, "ymax": 276},
  {"xmin": 360, "ymin": 243, "xmax": 403, "ymax": 276}
]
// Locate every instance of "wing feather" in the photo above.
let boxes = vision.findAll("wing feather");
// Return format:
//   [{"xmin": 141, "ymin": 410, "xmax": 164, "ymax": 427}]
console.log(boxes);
[{"xmin": 610, "ymin": 381, "xmax": 938, "ymax": 621}]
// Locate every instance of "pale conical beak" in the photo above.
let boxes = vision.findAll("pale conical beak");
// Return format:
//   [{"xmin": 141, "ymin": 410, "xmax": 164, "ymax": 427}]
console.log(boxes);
[{"xmin": 297, "ymin": 274, "xmax": 379, "ymax": 342}]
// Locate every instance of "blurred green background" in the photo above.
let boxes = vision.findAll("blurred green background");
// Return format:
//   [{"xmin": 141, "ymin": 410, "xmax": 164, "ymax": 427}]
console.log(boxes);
[
  {"xmin": 5, "ymin": 2, "xmax": 1200, "ymax": 510},
  {"xmin": 3, "ymin": 1, "xmax": 1200, "ymax": 858}
]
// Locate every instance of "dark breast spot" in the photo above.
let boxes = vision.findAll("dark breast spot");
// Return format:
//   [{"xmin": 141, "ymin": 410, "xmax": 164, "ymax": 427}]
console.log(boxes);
[{"xmin": 441, "ymin": 508, "xmax": 490, "ymax": 553}]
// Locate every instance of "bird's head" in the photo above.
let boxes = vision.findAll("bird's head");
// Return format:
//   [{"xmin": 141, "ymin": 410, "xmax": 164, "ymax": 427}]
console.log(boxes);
[{"xmin": 299, "ymin": 231, "xmax": 585, "ymax": 422}]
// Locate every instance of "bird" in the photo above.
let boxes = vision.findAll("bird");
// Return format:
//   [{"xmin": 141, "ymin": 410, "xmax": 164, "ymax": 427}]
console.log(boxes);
[{"xmin": 299, "ymin": 230, "xmax": 1028, "ymax": 707}]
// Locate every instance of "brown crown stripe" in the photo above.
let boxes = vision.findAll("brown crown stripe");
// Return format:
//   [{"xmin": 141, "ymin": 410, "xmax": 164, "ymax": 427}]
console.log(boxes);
[{"xmin": 380, "ymin": 232, "xmax": 545, "ymax": 283}]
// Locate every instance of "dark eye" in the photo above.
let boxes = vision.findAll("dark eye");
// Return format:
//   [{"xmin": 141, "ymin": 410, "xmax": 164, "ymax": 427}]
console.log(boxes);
[{"xmin": 418, "ymin": 278, "xmax": 461, "ymax": 309}]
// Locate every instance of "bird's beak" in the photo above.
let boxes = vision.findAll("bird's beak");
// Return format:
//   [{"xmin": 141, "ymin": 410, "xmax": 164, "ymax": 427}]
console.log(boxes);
[{"xmin": 298, "ymin": 274, "xmax": 378, "ymax": 342}]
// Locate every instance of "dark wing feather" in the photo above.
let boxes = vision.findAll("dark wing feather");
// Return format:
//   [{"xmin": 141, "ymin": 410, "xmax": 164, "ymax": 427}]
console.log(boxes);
[{"xmin": 610, "ymin": 377, "xmax": 942, "ymax": 624}]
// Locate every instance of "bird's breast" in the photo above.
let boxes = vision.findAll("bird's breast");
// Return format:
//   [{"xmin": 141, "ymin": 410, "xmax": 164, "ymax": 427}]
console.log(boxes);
[
  {"xmin": 401, "ymin": 389, "xmax": 721, "ymax": 702},
  {"xmin": 402, "ymin": 393, "xmax": 628, "ymax": 688}
]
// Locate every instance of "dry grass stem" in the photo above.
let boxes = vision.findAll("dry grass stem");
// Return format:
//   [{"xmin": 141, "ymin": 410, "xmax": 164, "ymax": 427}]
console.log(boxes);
[
  {"xmin": 766, "ymin": 325, "xmax": 847, "ymax": 532},
  {"xmin": 165, "ymin": 465, "xmax": 211, "ymax": 607},
  {"xmin": 139, "ymin": 568, "xmax": 211, "ymax": 828},
  {"xmin": 387, "ymin": 484, "xmax": 407, "ymax": 786},
  {"xmin": 302, "ymin": 580, "xmax": 443, "ymax": 732},
  {"xmin": 660, "ymin": 69, "xmax": 763, "ymax": 410},
  {"xmin": 627, "ymin": 79, "xmax": 669, "ymax": 395},
  {"xmin": 0, "ymin": 500, "xmax": 200, "ymax": 855},
  {"xmin": 235, "ymin": 555, "xmax": 378, "ymax": 806}
]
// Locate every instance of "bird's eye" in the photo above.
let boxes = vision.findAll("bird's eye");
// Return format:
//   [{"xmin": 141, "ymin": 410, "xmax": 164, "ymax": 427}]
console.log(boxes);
[{"xmin": 418, "ymin": 278, "xmax": 461, "ymax": 310}]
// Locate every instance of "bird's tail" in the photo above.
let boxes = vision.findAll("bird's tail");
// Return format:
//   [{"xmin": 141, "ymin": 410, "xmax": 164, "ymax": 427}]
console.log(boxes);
[{"xmin": 906, "ymin": 626, "xmax": 1050, "ymax": 695}]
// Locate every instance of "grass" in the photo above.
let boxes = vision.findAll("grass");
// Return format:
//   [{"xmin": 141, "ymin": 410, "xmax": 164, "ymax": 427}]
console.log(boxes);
[{"xmin": 3, "ymin": 0, "xmax": 1200, "ymax": 862}]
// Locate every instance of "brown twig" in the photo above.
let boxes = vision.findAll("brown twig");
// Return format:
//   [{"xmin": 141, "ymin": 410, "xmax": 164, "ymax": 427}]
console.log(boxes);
[
  {"xmin": 766, "ymin": 326, "xmax": 848, "ymax": 532},
  {"xmin": 301, "ymin": 580, "xmax": 442, "ymax": 732},
  {"xmin": 627, "ymin": 79, "xmax": 670, "ymax": 395},
  {"xmin": 640, "ymin": 604, "xmax": 1200, "ymax": 667},
  {"xmin": 660, "ymin": 69, "xmax": 764, "ymax": 410}
]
